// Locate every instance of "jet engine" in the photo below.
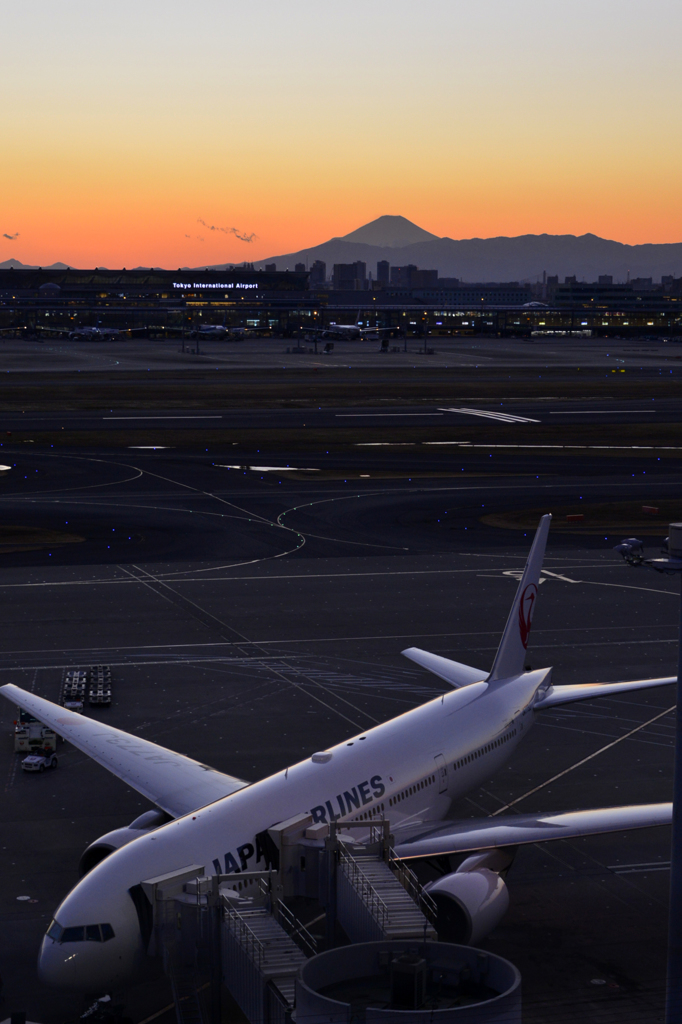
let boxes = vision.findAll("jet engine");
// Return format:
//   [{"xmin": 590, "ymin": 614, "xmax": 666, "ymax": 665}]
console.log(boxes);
[
  {"xmin": 425, "ymin": 851, "xmax": 511, "ymax": 945},
  {"xmin": 78, "ymin": 809, "xmax": 173, "ymax": 876}
]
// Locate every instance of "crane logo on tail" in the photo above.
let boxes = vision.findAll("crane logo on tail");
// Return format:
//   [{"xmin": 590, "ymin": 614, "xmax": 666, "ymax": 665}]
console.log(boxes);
[{"xmin": 518, "ymin": 584, "xmax": 538, "ymax": 649}]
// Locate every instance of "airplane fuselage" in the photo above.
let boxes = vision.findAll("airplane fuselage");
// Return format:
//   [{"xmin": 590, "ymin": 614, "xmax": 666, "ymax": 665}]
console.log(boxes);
[
  {"xmin": 39, "ymin": 670, "xmax": 545, "ymax": 992},
  {"xmin": 192, "ymin": 325, "xmax": 230, "ymax": 337},
  {"xmin": 69, "ymin": 327, "xmax": 120, "ymax": 340},
  {"xmin": 311, "ymin": 325, "xmax": 382, "ymax": 340}
]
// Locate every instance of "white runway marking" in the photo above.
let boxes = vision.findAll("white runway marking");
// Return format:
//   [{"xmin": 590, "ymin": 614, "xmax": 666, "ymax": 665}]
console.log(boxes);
[
  {"xmin": 335, "ymin": 412, "xmax": 444, "ymax": 418},
  {"xmin": 477, "ymin": 570, "xmax": 676, "ymax": 598},
  {"xmin": 292, "ymin": 530, "xmax": 408, "ymax": 551},
  {"xmin": 550, "ymin": 410, "xmax": 657, "ymax": 415},
  {"xmin": 0, "ymin": 627, "xmax": 677, "ymax": 665},
  {"xmin": 217, "ymin": 465, "xmax": 320, "ymax": 473},
  {"xmin": 0, "ymin": 565, "xmax": 676, "ymax": 598},
  {"xmin": 422, "ymin": 442, "xmax": 682, "ymax": 450},
  {"xmin": 490, "ymin": 703, "xmax": 676, "ymax": 816},
  {"xmin": 115, "ymin": 562, "xmax": 377, "ymax": 730},
  {"xmin": 608, "ymin": 861, "xmax": 670, "ymax": 874},
  {"xmin": 534, "ymin": 719, "xmax": 674, "ymax": 749},
  {"xmin": 103, "ymin": 415, "xmax": 223, "ymax": 420},
  {"xmin": 438, "ymin": 406, "xmax": 540, "ymax": 423}
]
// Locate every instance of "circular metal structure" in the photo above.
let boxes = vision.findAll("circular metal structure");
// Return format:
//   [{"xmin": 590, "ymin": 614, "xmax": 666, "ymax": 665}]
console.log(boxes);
[{"xmin": 296, "ymin": 940, "xmax": 521, "ymax": 1024}]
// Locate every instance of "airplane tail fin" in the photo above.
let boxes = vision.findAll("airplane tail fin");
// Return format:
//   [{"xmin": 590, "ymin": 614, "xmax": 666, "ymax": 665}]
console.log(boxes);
[{"xmin": 487, "ymin": 514, "xmax": 551, "ymax": 682}]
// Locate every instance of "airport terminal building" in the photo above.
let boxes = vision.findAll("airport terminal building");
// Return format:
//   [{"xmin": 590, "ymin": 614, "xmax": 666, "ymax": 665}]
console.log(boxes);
[{"xmin": 0, "ymin": 266, "xmax": 680, "ymax": 338}]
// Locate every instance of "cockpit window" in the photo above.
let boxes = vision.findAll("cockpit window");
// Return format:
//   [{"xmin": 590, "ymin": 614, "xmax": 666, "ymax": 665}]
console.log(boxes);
[{"xmin": 46, "ymin": 920, "xmax": 115, "ymax": 943}]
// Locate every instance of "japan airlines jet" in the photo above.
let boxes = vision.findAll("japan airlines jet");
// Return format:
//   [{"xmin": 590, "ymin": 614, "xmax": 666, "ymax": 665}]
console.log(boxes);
[
  {"xmin": 1, "ymin": 515, "xmax": 674, "ymax": 995},
  {"xmin": 304, "ymin": 316, "xmax": 393, "ymax": 341},
  {"xmin": 37, "ymin": 324, "xmax": 147, "ymax": 341},
  {"xmin": 188, "ymin": 324, "xmax": 257, "ymax": 340}
]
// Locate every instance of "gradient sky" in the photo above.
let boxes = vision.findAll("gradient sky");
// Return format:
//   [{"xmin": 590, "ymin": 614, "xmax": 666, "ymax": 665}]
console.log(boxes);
[{"xmin": 2, "ymin": 0, "xmax": 681, "ymax": 267}]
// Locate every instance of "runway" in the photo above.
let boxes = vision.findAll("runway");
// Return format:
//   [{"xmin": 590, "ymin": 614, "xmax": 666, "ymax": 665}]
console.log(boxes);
[
  {"xmin": 0, "ymin": 396, "xmax": 681, "ymax": 432},
  {"xmin": 0, "ymin": 437, "xmax": 679, "ymax": 1023}
]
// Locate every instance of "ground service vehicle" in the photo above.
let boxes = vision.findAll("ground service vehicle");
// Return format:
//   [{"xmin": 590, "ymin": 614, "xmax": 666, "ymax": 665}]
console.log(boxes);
[
  {"xmin": 22, "ymin": 751, "xmax": 59, "ymax": 772},
  {"xmin": 14, "ymin": 709, "xmax": 57, "ymax": 753}
]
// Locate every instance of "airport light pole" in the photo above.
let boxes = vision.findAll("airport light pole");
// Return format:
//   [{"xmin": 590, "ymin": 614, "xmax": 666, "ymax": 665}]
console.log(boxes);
[{"xmin": 615, "ymin": 524, "xmax": 682, "ymax": 1023}]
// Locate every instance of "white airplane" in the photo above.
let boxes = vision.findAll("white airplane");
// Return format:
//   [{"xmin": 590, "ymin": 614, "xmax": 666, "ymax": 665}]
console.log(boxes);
[
  {"xmin": 0, "ymin": 515, "xmax": 674, "ymax": 995},
  {"xmin": 188, "ymin": 324, "xmax": 230, "ymax": 339},
  {"xmin": 188, "ymin": 324, "xmax": 257, "ymax": 340},
  {"xmin": 36, "ymin": 324, "xmax": 146, "ymax": 341},
  {"xmin": 304, "ymin": 317, "xmax": 393, "ymax": 341}
]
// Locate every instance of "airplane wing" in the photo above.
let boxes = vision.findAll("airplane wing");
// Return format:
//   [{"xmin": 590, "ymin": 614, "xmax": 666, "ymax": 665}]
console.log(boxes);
[
  {"xmin": 534, "ymin": 677, "xmax": 676, "ymax": 709},
  {"xmin": 0, "ymin": 684, "xmax": 249, "ymax": 818},
  {"xmin": 402, "ymin": 648, "xmax": 487, "ymax": 688},
  {"xmin": 392, "ymin": 803, "xmax": 671, "ymax": 859}
]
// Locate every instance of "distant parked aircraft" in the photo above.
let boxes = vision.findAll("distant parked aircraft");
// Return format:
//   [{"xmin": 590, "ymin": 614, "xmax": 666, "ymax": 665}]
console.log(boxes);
[
  {"xmin": 36, "ymin": 322, "xmax": 147, "ymax": 341},
  {"xmin": 304, "ymin": 317, "xmax": 393, "ymax": 341},
  {"xmin": 188, "ymin": 323, "xmax": 259, "ymax": 340}
]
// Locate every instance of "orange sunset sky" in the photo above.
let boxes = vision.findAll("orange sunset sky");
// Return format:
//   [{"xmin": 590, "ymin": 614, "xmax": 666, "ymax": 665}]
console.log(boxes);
[{"xmin": 2, "ymin": 0, "xmax": 681, "ymax": 268}]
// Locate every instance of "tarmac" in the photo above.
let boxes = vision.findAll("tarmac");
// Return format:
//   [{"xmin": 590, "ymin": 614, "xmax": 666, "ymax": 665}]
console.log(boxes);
[
  {"xmin": 0, "ymin": 333, "xmax": 681, "ymax": 373},
  {"xmin": 0, "ymin": 340, "xmax": 680, "ymax": 1023}
]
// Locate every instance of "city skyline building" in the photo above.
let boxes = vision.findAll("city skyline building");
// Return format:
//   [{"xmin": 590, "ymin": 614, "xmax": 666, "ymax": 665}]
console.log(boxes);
[
  {"xmin": 309, "ymin": 260, "xmax": 326, "ymax": 287},
  {"xmin": 332, "ymin": 261, "xmax": 367, "ymax": 290}
]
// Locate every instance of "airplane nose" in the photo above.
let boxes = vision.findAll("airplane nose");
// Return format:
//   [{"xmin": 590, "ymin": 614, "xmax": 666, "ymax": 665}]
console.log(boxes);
[
  {"xmin": 36, "ymin": 846, "xmax": 159, "ymax": 993},
  {"xmin": 38, "ymin": 909, "xmax": 148, "ymax": 993},
  {"xmin": 38, "ymin": 934, "xmax": 98, "ymax": 991},
  {"xmin": 38, "ymin": 929, "xmax": 146, "ymax": 993}
]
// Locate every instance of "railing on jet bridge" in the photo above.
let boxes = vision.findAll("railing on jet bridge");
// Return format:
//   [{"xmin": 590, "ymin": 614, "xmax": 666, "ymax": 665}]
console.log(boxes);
[
  {"xmin": 265, "ymin": 979, "xmax": 293, "ymax": 1024},
  {"xmin": 329, "ymin": 817, "xmax": 392, "ymax": 857},
  {"xmin": 337, "ymin": 844, "xmax": 389, "ymax": 933},
  {"xmin": 274, "ymin": 898, "xmax": 318, "ymax": 958},
  {"xmin": 222, "ymin": 897, "xmax": 265, "ymax": 971},
  {"xmin": 388, "ymin": 846, "xmax": 438, "ymax": 924}
]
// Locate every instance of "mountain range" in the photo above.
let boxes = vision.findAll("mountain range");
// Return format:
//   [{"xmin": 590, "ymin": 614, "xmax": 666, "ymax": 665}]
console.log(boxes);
[
  {"xmin": 4, "ymin": 216, "xmax": 682, "ymax": 281},
  {"xmin": 0, "ymin": 259, "xmax": 71, "ymax": 271},
  {"xmin": 234, "ymin": 216, "xmax": 682, "ymax": 283}
]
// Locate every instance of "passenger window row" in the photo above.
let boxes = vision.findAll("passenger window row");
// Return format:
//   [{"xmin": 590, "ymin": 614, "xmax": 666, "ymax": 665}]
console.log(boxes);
[
  {"xmin": 47, "ymin": 920, "xmax": 115, "ymax": 943},
  {"xmin": 388, "ymin": 773, "xmax": 436, "ymax": 809},
  {"xmin": 349, "ymin": 801, "xmax": 386, "ymax": 823},
  {"xmin": 453, "ymin": 728, "xmax": 517, "ymax": 771}
]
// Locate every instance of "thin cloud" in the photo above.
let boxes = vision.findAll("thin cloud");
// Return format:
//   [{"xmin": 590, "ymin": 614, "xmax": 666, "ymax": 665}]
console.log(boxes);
[
  {"xmin": 197, "ymin": 218, "xmax": 257, "ymax": 243},
  {"xmin": 3, "ymin": 232, "xmax": 19, "ymax": 241}
]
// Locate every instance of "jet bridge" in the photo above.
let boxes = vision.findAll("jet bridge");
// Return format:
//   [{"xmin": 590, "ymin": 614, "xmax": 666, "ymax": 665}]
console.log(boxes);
[{"xmin": 141, "ymin": 814, "xmax": 439, "ymax": 1024}]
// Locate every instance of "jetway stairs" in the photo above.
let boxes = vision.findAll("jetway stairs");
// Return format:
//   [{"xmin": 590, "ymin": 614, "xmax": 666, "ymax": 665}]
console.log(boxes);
[
  {"xmin": 222, "ymin": 892, "xmax": 316, "ymax": 1023},
  {"xmin": 338, "ymin": 850, "xmax": 437, "ymax": 942}
]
